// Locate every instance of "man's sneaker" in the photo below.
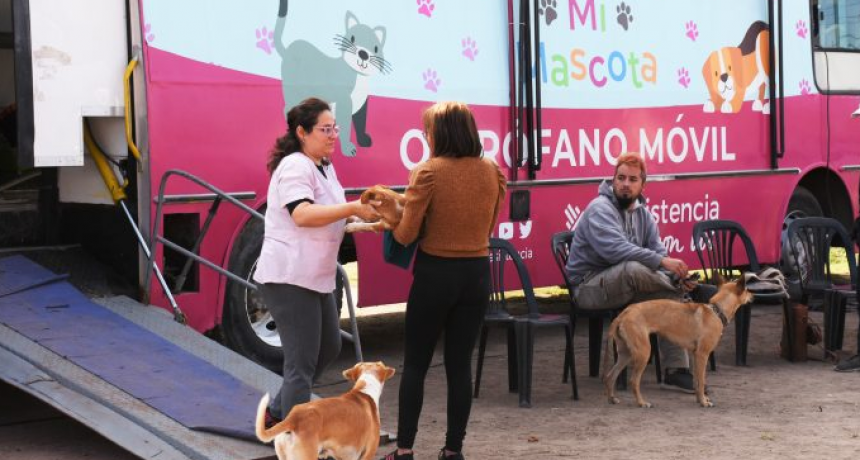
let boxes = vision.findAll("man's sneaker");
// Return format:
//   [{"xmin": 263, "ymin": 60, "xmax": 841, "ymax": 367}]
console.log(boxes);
[
  {"xmin": 834, "ymin": 354, "xmax": 860, "ymax": 372},
  {"xmin": 661, "ymin": 368, "xmax": 708, "ymax": 394},
  {"xmin": 438, "ymin": 449, "xmax": 465, "ymax": 460},
  {"xmin": 264, "ymin": 407, "xmax": 282, "ymax": 429}
]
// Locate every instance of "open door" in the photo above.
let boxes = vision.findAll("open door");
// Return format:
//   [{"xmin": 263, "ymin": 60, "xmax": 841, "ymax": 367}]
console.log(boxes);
[{"xmin": 11, "ymin": 0, "xmax": 128, "ymax": 168}]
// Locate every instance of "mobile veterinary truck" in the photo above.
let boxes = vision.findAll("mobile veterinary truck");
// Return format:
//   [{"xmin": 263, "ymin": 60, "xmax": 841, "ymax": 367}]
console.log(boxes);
[{"xmin": 1, "ymin": 0, "xmax": 858, "ymax": 370}]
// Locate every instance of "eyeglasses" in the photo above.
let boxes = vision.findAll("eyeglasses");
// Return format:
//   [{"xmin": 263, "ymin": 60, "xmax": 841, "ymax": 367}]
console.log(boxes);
[{"xmin": 315, "ymin": 125, "xmax": 340, "ymax": 137}]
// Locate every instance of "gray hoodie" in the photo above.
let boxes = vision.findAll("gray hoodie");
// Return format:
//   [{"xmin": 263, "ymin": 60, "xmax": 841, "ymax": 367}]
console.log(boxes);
[{"xmin": 565, "ymin": 180, "xmax": 666, "ymax": 283}]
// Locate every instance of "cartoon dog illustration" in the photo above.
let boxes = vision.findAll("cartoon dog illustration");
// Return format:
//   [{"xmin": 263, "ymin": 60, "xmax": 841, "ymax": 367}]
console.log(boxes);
[
  {"xmin": 274, "ymin": 0, "xmax": 392, "ymax": 157},
  {"xmin": 702, "ymin": 21, "xmax": 770, "ymax": 114}
]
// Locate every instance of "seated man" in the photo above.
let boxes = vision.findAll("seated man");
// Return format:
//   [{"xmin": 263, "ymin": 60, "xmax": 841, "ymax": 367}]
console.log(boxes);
[{"xmin": 565, "ymin": 152, "xmax": 716, "ymax": 392}]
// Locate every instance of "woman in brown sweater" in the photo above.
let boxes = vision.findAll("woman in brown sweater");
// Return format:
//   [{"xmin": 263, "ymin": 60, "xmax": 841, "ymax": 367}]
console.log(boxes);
[{"xmin": 382, "ymin": 102, "xmax": 506, "ymax": 460}]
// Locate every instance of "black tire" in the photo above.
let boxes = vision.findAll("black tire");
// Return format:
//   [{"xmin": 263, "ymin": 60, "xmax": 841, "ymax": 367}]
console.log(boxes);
[
  {"xmin": 786, "ymin": 186, "xmax": 823, "ymax": 219},
  {"xmin": 779, "ymin": 186, "xmax": 823, "ymax": 301},
  {"xmin": 222, "ymin": 217, "xmax": 344, "ymax": 374},
  {"xmin": 223, "ymin": 217, "xmax": 282, "ymax": 372}
]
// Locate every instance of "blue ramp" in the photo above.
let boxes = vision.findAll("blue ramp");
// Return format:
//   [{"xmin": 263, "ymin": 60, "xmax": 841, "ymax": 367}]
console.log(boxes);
[{"xmin": 0, "ymin": 255, "xmax": 263, "ymax": 441}]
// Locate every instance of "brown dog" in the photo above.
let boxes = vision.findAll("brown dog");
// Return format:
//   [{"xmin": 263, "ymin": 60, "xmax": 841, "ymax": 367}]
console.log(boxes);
[
  {"xmin": 344, "ymin": 185, "xmax": 405, "ymax": 233},
  {"xmin": 602, "ymin": 275, "xmax": 753, "ymax": 408},
  {"xmin": 255, "ymin": 361, "xmax": 396, "ymax": 460}
]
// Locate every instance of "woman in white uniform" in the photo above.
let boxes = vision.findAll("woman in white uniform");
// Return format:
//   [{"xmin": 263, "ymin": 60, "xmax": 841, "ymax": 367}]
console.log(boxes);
[{"xmin": 253, "ymin": 97, "xmax": 378, "ymax": 425}]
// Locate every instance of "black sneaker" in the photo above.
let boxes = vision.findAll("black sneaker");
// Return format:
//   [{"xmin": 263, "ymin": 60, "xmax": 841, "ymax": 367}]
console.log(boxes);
[
  {"xmin": 382, "ymin": 450, "xmax": 414, "ymax": 460},
  {"xmin": 661, "ymin": 368, "xmax": 708, "ymax": 394},
  {"xmin": 834, "ymin": 354, "xmax": 860, "ymax": 372},
  {"xmin": 438, "ymin": 449, "xmax": 465, "ymax": 460},
  {"xmin": 264, "ymin": 407, "xmax": 282, "ymax": 429}
]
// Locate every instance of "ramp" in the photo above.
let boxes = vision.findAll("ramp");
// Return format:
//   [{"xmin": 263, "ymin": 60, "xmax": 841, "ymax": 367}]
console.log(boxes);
[{"xmin": 0, "ymin": 255, "xmax": 279, "ymax": 460}]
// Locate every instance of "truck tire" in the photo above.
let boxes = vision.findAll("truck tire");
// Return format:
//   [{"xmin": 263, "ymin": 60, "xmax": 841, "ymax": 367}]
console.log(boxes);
[
  {"xmin": 223, "ymin": 217, "xmax": 344, "ymax": 374},
  {"xmin": 779, "ymin": 186, "xmax": 823, "ymax": 301}
]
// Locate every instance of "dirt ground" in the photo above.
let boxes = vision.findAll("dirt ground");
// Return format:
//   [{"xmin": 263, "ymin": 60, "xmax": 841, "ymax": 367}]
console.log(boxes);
[
  {"xmin": 3, "ymin": 297, "xmax": 860, "ymax": 460},
  {"xmin": 317, "ymin": 298, "xmax": 860, "ymax": 460}
]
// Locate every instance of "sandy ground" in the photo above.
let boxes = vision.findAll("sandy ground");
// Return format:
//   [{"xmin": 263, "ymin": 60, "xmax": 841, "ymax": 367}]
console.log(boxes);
[
  {"xmin": 2, "ymin": 297, "xmax": 860, "ymax": 460},
  {"xmin": 329, "ymin": 299, "xmax": 860, "ymax": 460}
]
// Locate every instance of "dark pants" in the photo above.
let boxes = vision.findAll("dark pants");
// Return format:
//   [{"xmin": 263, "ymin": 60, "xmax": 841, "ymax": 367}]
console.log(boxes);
[
  {"xmin": 260, "ymin": 283, "xmax": 342, "ymax": 419},
  {"xmin": 397, "ymin": 251, "xmax": 489, "ymax": 453}
]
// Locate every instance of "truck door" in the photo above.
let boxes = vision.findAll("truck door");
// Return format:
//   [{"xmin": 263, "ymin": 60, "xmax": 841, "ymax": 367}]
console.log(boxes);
[
  {"xmin": 811, "ymin": 0, "xmax": 860, "ymax": 226},
  {"xmin": 11, "ymin": 0, "xmax": 129, "ymax": 169}
]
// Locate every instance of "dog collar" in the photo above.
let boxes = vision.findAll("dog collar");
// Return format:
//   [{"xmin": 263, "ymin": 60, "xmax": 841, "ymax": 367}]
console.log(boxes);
[{"xmin": 709, "ymin": 303, "xmax": 728, "ymax": 327}]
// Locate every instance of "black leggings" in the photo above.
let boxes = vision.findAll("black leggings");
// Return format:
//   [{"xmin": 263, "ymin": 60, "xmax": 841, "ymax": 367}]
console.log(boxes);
[{"xmin": 397, "ymin": 251, "xmax": 489, "ymax": 453}]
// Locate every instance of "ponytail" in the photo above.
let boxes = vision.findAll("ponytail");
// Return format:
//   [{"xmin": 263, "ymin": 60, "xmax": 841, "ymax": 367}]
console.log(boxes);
[{"xmin": 266, "ymin": 131, "xmax": 301, "ymax": 174}]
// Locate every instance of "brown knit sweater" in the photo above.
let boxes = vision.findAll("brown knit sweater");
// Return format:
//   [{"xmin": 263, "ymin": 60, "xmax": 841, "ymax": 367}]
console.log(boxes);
[{"xmin": 393, "ymin": 156, "xmax": 506, "ymax": 257}]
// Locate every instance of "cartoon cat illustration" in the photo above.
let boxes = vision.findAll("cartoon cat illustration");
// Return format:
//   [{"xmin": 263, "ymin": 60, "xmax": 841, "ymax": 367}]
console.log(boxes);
[{"xmin": 274, "ymin": 0, "xmax": 391, "ymax": 157}]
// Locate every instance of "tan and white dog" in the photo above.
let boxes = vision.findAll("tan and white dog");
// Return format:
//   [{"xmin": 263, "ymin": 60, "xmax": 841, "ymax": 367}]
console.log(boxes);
[
  {"xmin": 702, "ymin": 21, "xmax": 770, "ymax": 114},
  {"xmin": 602, "ymin": 275, "xmax": 753, "ymax": 408},
  {"xmin": 255, "ymin": 361, "xmax": 396, "ymax": 460},
  {"xmin": 344, "ymin": 185, "xmax": 405, "ymax": 233}
]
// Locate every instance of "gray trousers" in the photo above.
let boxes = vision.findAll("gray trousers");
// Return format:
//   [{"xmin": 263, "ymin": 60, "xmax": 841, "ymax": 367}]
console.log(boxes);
[
  {"xmin": 574, "ymin": 261, "xmax": 689, "ymax": 369},
  {"xmin": 260, "ymin": 283, "xmax": 342, "ymax": 419}
]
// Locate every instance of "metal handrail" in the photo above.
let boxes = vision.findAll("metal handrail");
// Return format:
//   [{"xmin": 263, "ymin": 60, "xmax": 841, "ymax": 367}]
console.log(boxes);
[
  {"xmin": 146, "ymin": 169, "xmax": 362, "ymax": 358},
  {"xmin": 144, "ymin": 169, "xmax": 263, "ymax": 293}
]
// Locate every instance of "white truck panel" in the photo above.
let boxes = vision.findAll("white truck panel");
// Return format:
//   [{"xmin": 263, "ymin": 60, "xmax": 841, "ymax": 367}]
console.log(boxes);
[
  {"xmin": 59, "ymin": 117, "xmax": 127, "ymax": 204},
  {"xmin": 29, "ymin": 0, "xmax": 127, "ymax": 167},
  {"xmin": 814, "ymin": 51, "xmax": 860, "ymax": 93}
]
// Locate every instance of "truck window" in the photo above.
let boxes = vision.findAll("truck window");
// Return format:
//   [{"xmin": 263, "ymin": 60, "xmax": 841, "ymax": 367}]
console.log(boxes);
[{"xmin": 815, "ymin": 0, "xmax": 860, "ymax": 50}]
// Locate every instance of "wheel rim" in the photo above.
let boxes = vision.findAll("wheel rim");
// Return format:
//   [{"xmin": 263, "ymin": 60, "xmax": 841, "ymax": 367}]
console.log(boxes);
[{"xmin": 244, "ymin": 259, "xmax": 281, "ymax": 348}]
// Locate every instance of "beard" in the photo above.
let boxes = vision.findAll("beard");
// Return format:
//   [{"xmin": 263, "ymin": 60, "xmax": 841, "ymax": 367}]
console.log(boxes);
[{"xmin": 614, "ymin": 190, "xmax": 638, "ymax": 210}]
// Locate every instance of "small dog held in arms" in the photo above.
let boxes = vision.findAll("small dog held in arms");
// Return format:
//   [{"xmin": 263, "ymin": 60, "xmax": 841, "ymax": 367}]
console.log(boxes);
[
  {"xmin": 344, "ymin": 185, "xmax": 405, "ymax": 233},
  {"xmin": 255, "ymin": 361, "xmax": 396, "ymax": 460},
  {"xmin": 602, "ymin": 274, "xmax": 753, "ymax": 408}
]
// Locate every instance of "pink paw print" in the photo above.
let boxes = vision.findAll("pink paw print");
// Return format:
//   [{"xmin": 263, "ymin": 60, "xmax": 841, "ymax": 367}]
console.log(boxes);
[
  {"xmin": 144, "ymin": 23, "xmax": 155, "ymax": 43},
  {"xmin": 796, "ymin": 20, "xmax": 808, "ymax": 39},
  {"xmin": 685, "ymin": 21, "xmax": 698, "ymax": 41},
  {"xmin": 677, "ymin": 68, "xmax": 691, "ymax": 88},
  {"xmin": 417, "ymin": 0, "xmax": 435, "ymax": 18},
  {"xmin": 423, "ymin": 69, "xmax": 441, "ymax": 92},
  {"xmin": 462, "ymin": 37, "xmax": 479, "ymax": 61},
  {"xmin": 256, "ymin": 26, "xmax": 275, "ymax": 55},
  {"xmin": 799, "ymin": 79, "xmax": 812, "ymax": 95}
]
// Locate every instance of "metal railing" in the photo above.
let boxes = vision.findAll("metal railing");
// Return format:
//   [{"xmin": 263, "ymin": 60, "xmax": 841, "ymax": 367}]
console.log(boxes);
[{"xmin": 144, "ymin": 169, "xmax": 363, "ymax": 361}]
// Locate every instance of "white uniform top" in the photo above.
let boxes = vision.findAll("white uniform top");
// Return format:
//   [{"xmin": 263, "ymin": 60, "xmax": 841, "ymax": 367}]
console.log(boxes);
[{"xmin": 252, "ymin": 153, "xmax": 346, "ymax": 293}]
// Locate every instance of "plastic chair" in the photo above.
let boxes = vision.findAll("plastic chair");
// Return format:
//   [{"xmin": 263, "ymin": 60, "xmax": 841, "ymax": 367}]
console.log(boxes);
[
  {"xmin": 785, "ymin": 217, "xmax": 859, "ymax": 352},
  {"xmin": 474, "ymin": 238, "xmax": 575, "ymax": 408},
  {"xmin": 550, "ymin": 230, "xmax": 662, "ymax": 396},
  {"xmin": 692, "ymin": 220, "xmax": 760, "ymax": 366}
]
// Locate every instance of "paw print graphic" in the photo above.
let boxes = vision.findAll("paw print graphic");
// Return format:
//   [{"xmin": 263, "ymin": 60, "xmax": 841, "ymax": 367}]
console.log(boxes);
[
  {"xmin": 423, "ymin": 69, "xmax": 441, "ymax": 92},
  {"xmin": 255, "ymin": 26, "xmax": 275, "ymax": 55},
  {"xmin": 417, "ymin": 0, "xmax": 435, "ymax": 18},
  {"xmin": 462, "ymin": 37, "xmax": 479, "ymax": 61},
  {"xmin": 144, "ymin": 23, "xmax": 155, "ymax": 43},
  {"xmin": 799, "ymin": 79, "xmax": 812, "ymax": 96},
  {"xmin": 685, "ymin": 21, "xmax": 698, "ymax": 41},
  {"xmin": 539, "ymin": 0, "xmax": 559, "ymax": 26},
  {"xmin": 616, "ymin": 2, "xmax": 633, "ymax": 31},
  {"xmin": 796, "ymin": 20, "xmax": 808, "ymax": 39},
  {"xmin": 677, "ymin": 68, "xmax": 691, "ymax": 88}
]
